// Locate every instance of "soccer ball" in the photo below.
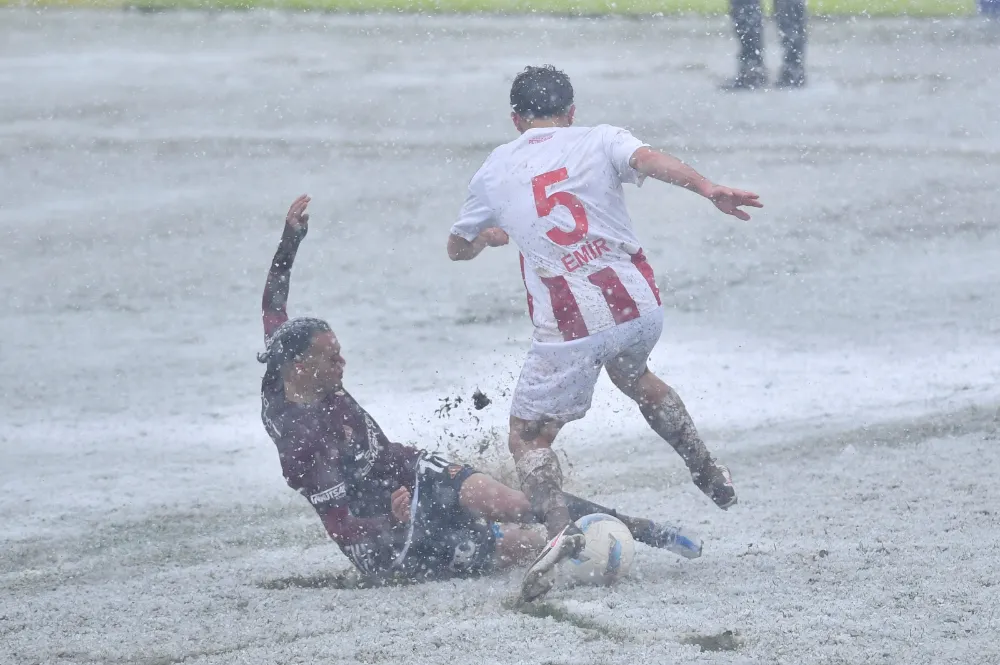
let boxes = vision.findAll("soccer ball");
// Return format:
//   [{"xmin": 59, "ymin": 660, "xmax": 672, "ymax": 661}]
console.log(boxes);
[{"xmin": 560, "ymin": 513, "xmax": 636, "ymax": 586}]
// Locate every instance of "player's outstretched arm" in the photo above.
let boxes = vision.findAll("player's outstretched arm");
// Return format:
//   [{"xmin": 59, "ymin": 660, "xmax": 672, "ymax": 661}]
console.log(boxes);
[
  {"xmin": 262, "ymin": 195, "xmax": 310, "ymax": 339},
  {"xmin": 446, "ymin": 227, "xmax": 510, "ymax": 261},
  {"xmin": 630, "ymin": 147, "xmax": 763, "ymax": 221}
]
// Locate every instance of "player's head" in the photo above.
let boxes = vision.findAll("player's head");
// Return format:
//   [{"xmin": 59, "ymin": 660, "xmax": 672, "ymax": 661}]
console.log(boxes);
[
  {"xmin": 510, "ymin": 65, "xmax": 575, "ymax": 133},
  {"xmin": 258, "ymin": 317, "xmax": 345, "ymax": 393}
]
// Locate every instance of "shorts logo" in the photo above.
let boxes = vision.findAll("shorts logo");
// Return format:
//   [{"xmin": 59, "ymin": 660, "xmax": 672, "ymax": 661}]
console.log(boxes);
[
  {"xmin": 447, "ymin": 465, "xmax": 463, "ymax": 479},
  {"xmin": 449, "ymin": 539, "xmax": 479, "ymax": 572},
  {"xmin": 309, "ymin": 483, "xmax": 346, "ymax": 505}
]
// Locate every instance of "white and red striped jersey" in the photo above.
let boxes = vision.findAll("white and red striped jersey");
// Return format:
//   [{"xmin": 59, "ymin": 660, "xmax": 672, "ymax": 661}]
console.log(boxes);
[{"xmin": 451, "ymin": 124, "xmax": 662, "ymax": 343}]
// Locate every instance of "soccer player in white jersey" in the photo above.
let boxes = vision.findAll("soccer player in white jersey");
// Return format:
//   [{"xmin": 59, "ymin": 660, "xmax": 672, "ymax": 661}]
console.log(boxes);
[{"xmin": 447, "ymin": 66, "xmax": 763, "ymax": 602}]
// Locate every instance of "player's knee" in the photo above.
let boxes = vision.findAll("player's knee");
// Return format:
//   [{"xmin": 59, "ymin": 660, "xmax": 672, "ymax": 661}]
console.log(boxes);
[
  {"xmin": 508, "ymin": 416, "xmax": 552, "ymax": 455},
  {"xmin": 509, "ymin": 491, "xmax": 533, "ymax": 518}
]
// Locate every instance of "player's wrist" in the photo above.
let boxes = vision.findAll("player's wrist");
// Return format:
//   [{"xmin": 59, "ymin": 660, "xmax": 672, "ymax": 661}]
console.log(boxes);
[{"xmin": 282, "ymin": 222, "xmax": 308, "ymax": 242}]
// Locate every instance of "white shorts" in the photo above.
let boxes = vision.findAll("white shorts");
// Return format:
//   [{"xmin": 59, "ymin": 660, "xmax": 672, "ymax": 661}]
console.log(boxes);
[{"xmin": 510, "ymin": 308, "xmax": 664, "ymax": 423}]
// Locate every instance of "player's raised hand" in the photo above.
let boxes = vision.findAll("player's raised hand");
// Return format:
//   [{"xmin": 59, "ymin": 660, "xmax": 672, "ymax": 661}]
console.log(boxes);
[
  {"xmin": 705, "ymin": 185, "xmax": 762, "ymax": 221},
  {"xmin": 285, "ymin": 194, "xmax": 311, "ymax": 232},
  {"xmin": 480, "ymin": 227, "xmax": 510, "ymax": 247},
  {"xmin": 391, "ymin": 486, "xmax": 412, "ymax": 523}
]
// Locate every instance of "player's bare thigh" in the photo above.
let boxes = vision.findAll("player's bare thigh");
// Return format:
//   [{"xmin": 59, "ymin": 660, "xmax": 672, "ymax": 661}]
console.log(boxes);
[
  {"xmin": 459, "ymin": 471, "xmax": 533, "ymax": 523},
  {"xmin": 605, "ymin": 308, "xmax": 665, "ymax": 399},
  {"xmin": 508, "ymin": 415, "xmax": 564, "ymax": 459}
]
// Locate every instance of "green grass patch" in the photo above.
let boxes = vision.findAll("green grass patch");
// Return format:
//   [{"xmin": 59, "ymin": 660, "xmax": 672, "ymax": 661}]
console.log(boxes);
[{"xmin": 0, "ymin": 0, "xmax": 978, "ymax": 16}]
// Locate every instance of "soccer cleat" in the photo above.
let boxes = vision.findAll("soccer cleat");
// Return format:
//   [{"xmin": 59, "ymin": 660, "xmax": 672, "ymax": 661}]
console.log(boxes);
[
  {"xmin": 693, "ymin": 458, "xmax": 737, "ymax": 510},
  {"xmin": 519, "ymin": 523, "xmax": 586, "ymax": 603},
  {"xmin": 635, "ymin": 521, "xmax": 703, "ymax": 559}
]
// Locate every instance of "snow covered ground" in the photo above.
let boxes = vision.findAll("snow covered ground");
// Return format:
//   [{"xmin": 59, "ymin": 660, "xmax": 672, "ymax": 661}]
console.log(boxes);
[{"xmin": 2, "ymin": 10, "xmax": 1000, "ymax": 664}]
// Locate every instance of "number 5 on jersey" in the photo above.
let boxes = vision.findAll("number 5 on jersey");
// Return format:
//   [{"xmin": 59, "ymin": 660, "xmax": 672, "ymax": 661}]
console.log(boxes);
[{"xmin": 533, "ymin": 168, "xmax": 589, "ymax": 246}]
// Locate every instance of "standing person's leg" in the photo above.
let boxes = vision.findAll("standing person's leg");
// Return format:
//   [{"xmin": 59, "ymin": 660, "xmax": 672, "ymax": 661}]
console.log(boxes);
[
  {"xmin": 723, "ymin": 0, "xmax": 768, "ymax": 90},
  {"xmin": 507, "ymin": 336, "xmax": 605, "ymax": 538},
  {"xmin": 509, "ymin": 417, "xmax": 570, "ymax": 538},
  {"xmin": 775, "ymin": 0, "xmax": 807, "ymax": 87},
  {"xmin": 605, "ymin": 311, "xmax": 737, "ymax": 510},
  {"xmin": 507, "ymin": 336, "xmax": 606, "ymax": 601}
]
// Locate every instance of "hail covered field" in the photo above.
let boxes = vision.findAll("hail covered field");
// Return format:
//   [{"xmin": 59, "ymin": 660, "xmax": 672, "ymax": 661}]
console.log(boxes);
[{"xmin": 2, "ymin": 9, "xmax": 1000, "ymax": 664}]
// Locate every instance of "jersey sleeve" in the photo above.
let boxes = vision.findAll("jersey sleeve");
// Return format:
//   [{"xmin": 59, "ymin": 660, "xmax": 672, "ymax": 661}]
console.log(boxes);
[
  {"xmin": 279, "ymin": 440, "xmax": 348, "ymax": 513},
  {"xmin": 450, "ymin": 166, "xmax": 495, "ymax": 241},
  {"xmin": 600, "ymin": 125, "xmax": 650, "ymax": 186}
]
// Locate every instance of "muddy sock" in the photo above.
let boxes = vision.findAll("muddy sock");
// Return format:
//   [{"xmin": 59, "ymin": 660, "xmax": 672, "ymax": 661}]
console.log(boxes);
[
  {"xmin": 642, "ymin": 385, "xmax": 712, "ymax": 473},
  {"xmin": 516, "ymin": 448, "xmax": 571, "ymax": 539}
]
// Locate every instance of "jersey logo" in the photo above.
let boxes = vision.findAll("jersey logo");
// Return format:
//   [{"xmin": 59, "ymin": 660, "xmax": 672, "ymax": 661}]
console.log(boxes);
[
  {"xmin": 527, "ymin": 134, "xmax": 552, "ymax": 144},
  {"xmin": 449, "ymin": 539, "xmax": 480, "ymax": 572},
  {"xmin": 309, "ymin": 483, "xmax": 346, "ymax": 505}
]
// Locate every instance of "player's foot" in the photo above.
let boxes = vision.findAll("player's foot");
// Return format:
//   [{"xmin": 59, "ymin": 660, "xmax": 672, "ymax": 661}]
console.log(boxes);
[
  {"xmin": 776, "ymin": 64, "xmax": 806, "ymax": 89},
  {"xmin": 519, "ymin": 523, "xmax": 586, "ymax": 603},
  {"xmin": 692, "ymin": 458, "xmax": 737, "ymax": 510},
  {"xmin": 720, "ymin": 65, "xmax": 768, "ymax": 92},
  {"xmin": 633, "ymin": 520, "xmax": 703, "ymax": 559}
]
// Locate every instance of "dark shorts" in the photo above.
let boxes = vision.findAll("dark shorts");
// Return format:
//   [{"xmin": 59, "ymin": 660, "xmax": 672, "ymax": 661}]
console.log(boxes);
[{"xmin": 393, "ymin": 453, "xmax": 498, "ymax": 581}]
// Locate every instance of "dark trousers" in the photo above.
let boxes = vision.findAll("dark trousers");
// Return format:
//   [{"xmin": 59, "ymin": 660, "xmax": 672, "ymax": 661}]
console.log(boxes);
[{"xmin": 730, "ymin": 0, "xmax": 807, "ymax": 72}]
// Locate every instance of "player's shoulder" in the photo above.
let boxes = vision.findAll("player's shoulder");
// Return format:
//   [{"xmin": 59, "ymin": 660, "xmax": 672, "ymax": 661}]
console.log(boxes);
[
  {"xmin": 586, "ymin": 123, "xmax": 636, "ymax": 141},
  {"xmin": 469, "ymin": 143, "xmax": 508, "ymax": 183}
]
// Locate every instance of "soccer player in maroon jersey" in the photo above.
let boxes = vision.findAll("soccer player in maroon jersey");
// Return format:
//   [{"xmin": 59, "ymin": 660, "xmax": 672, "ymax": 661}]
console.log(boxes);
[{"xmin": 258, "ymin": 195, "xmax": 703, "ymax": 584}]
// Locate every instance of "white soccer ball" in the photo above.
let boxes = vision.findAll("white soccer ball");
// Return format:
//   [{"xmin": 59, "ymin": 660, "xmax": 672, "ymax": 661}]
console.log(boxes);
[{"xmin": 560, "ymin": 513, "xmax": 636, "ymax": 586}]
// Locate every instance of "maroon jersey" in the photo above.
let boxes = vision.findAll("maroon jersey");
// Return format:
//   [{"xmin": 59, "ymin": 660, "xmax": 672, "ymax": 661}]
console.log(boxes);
[
  {"xmin": 259, "ymin": 222, "xmax": 421, "ymax": 575},
  {"xmin": 261, "ymin": 379, "xmax": 420, "ymax": 527}
]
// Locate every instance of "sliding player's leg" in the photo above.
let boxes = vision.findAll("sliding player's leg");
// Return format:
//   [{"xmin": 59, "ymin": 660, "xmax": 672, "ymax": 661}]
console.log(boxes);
[
  {"xmin": 456, "ymin": 468, "xmax": 701, "ymax": 559},
  {"xmin": 492, "ymin": 524, "xmax": 547, "ymax": 567},
  {"xmin": 561, "ymin": 491, "xmax": 703, "ymax": 559},
  {"xmin": 458, "ymin": 471, "xmax": 533, "ymax": 523}
]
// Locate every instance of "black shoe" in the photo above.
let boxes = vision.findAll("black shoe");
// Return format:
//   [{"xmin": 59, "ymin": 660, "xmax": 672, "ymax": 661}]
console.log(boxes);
[
  {"xmin": 692, "ymin": 458, "xmax": 737, "ymax": 510},
  {"xmin": 720, "ymin": 65, "xmax": 768, "ymax": 91},
  {"xmin": 776, "ymin": 65, "xmax": 806, "ymax": 88}
]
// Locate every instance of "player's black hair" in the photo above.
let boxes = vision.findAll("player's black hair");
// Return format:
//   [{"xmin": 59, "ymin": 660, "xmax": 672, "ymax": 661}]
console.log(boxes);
[
  {"xmin": 258, "ymin": 317, "xmax": 332, "ymax": 386},
  {"xmin": 510, "ymin": 65, "xmax": 574, "ymax": 119}
]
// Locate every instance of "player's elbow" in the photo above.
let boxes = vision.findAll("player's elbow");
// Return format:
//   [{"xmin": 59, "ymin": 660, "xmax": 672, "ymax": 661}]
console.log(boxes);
[{"xmin": 630, "ymin": 146, "xmax": 657, "ymax": 176}]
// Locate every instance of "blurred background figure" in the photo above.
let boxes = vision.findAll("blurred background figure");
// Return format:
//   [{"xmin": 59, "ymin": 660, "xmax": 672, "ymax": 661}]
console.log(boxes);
[
  {"xmin": 981, "ymin": 0, "xmax": 1000, "ymax": 16},
  {"xmin": 723, "ymin": 0, "xmax": 807, "ymax": 90}
]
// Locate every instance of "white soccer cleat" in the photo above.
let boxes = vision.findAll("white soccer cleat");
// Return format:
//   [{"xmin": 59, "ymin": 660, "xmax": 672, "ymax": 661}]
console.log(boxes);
[{"xmin": 519, "ymin": 524, "xmax": 587, "ymax": 603}]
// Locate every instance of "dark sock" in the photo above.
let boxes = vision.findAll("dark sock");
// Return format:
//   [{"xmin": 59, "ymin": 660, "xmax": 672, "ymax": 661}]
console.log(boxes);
[{"xmin": 560, "ymin": 492, "xmax": 655, "ymax": 543}]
